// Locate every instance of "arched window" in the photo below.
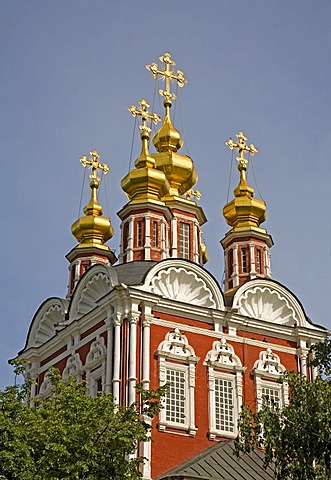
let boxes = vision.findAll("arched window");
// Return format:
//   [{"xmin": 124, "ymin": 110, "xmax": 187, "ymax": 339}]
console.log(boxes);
[
  {"xmin": 253, "ymin": 347, "xmax": 288, "ymax": 410},
  {"xmin": 85, "ymin": 335, "xmax": 107, "ymax": 396},
  {"xmin": 204, "ymin": 338, "xmax": 245, "ymax": 439},
  {"xmin": 156, "ymin": 328, "xmax": 198, "ymax": 436},
  {"xmin": 62, "ymin": 353, "xmax": 82, "ymax": 383}
]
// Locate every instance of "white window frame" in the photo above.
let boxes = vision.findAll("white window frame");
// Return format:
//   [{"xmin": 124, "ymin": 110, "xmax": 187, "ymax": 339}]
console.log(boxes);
[
  {"xmin": 85, "ymin": 335, "xmax": 106, "ymax": 397},
  {"xmin": 204, "ymin": 338, "xmax": 244, "ymax": 440},
  {"xmin": 253, "ymin": 347, "xmax": 288, "ymax": 411},
  {"xmin": 157, "ymin": 328, "xmax": 198, "ymax": 437},
  {"xmin": 62, "ymin": 353, "xmax": 82, "ymax": 383},
  {"xmin": 179, "ymin": 222, "xmax": 190, "ymax": 259}
]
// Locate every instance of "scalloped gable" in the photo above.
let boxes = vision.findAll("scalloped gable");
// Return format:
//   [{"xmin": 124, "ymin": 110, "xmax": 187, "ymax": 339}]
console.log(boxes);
[
  {"xmin": 139, "ymin": 259, "xmax": 224, "ymax": 309},
  {"xmin": 232, "ymin": 279, "xmax": 311, "ymax": 328},
  {"xmin": 69, "ymin": 264, "xmax": 119, "ymax": 321},
  {"xmin": 26, "ymin": 298, "xmax": 67, "ymax": 349}
]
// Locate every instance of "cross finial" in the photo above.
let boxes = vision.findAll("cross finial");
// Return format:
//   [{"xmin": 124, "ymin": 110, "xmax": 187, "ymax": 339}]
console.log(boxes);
[
  {"xmin": 128, "ymin": 98, "xmax": 161, "ymax": 134},
  {"xmin": 225, "ymin": 132, "xmax": 258, "ymax": 169},
  {"xmin": 146, "ymin": 52, "xmax": 188, "ymax": 104},
  {"xmin": 79, "ymin": 150, "xmax": 110, "ymax": 183}
]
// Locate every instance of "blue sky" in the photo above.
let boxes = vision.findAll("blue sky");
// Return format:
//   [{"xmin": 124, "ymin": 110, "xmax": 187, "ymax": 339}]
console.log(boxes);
[{"xmin": 1, "ymin": 1, "xmax": 330, "ymax": 388}]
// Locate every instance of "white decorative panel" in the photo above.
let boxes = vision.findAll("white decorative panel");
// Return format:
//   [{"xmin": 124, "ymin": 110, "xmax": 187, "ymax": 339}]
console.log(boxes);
[
  {"xmin": 151, "ymin": 267, "xmax": 216, "ymax": 308},
  {"xmin": 237, "ymin": 286, "xmax": 296, "ymax": 326}
]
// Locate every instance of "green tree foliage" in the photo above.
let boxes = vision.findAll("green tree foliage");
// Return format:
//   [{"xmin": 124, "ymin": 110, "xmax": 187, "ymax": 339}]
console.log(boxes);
[
  {"xmin": 235, "ymin": 340, "xmax": 331, "ymax": 480},
  {"xmin": 0, "ymin": 367, "xmax": 166, "ymax": 480}
]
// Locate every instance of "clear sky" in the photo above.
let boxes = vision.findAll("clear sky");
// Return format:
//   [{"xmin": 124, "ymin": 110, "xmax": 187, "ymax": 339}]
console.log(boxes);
[{"xmin": 1, "ymin": 1, "xmax": 330, "ymax": 388}]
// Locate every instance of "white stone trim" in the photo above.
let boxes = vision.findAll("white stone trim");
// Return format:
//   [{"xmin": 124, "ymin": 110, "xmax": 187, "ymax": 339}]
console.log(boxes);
[
  {"xmin": 62, "ymin": 353, "xmax": 82, "ymax": 382},
  {"xmin": 232, "ymin": 280, "xmax": 309, "ymax": 328},
  {"xmin": 157, "ymin": 329, "xmax": 198, "ymax": 436},
  {"xmin": 140, "ymin": 259, "xmax": 225, "ymax": 310},
  {"xmin": 253, "ymin": 347, "xmax": 288, "ymax": 410},
  {"xmin": 204, "ymin": 338, "xmax": 244, "ymax": 439},
  {"xmin": 85, "ymin": 335, "xmax": 107, "ymax": 396}
]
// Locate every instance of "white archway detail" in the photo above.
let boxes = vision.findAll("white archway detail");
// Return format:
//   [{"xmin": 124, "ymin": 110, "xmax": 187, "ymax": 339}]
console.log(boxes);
[
  {"xmin": 232, "ymin": 280, "xmax": 308, "ymax": 327},
  {"xmin": 62, "ymin": 353, "xmax": 83, "ymax": 381},
  {"xmin": 26, "ymin": 298, "xmax": 67, "ymax": 348},
  {"xmin": 69, "ymin": 265, "xmax": 118, "ymax": 321},
  {"xmin": 141, "ymin": 259, "xmax": 224, "ymax": 309}
]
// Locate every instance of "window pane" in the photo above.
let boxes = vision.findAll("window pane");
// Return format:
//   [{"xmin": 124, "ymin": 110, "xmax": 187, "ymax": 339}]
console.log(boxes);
[
  {"xmin": 215, "ymin": 378, "xmax": 234, "ymax": 432},
  {"xmin": 262, "ymin": 386, "xmax": 280, "ymax": 409},
  {"xmin": 166, "ymin": 369, "xmax": 186, "ymax": 424},
  {"xmin": 180, "ymin": 223, "xmax": 190, "ymax": 260}
]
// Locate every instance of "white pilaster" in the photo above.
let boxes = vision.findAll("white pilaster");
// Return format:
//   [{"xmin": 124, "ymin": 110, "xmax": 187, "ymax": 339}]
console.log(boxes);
[
  {"xmin": 233, "ymin": 245, "xmax": 239, "ymax": 287},
  {"xmin": 128, "ymin": 311, "xmax": 139, "ymax": 405},
  {"xmin": 171, "ymin": 217, "xmax": 178, "ymax": 257},
  {"xmin": 104, "ymin": 313, "xmax": 114, "ymax": 393},
  {"xmin": 112, "ymin": 310, "xmax": 122, "ymax": 403},
  {"xmin": 127, "ymin": 218, "xmax": 134, "ymax": 262},
  {"xmin": 144, "ymin": 215, "xmax": 151, "ymax": 260}
]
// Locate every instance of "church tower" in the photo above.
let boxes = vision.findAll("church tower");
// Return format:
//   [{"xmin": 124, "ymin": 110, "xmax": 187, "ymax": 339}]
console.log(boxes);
[
  {"xmin": 119, "ymin": 53, "xmax": 207, "ymax": 265},
  {"xmin": 66, "ymin": 150, "xmax": 116, "ymax": 296},
  {"xmin": 221, "ymin": 132, "xmax": 273, "ymax": 291}
]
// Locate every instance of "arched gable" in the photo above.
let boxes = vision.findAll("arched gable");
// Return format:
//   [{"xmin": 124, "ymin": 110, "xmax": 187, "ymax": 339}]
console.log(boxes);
[
  {"xmin": 232, "ymin": 279, "xmax": 312, "ymax": 328},
  {"xmin": 69, "ymin": 264, "xmax": 118, "ymax": 321},
  {"xmin": 139, "ymin": 259, "xmax": 224, "ymax": 309},
  {"xmin": 26, "ymin": 297, "xmax": 68, "ymax": 349}
]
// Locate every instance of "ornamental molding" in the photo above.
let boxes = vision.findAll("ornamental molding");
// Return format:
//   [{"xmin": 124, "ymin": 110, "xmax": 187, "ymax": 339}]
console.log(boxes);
[
  {"xmin": 204, "ymin": 338, "xmax": 243, "ymax": 371},
  {"xmin": 69, "ymin": 265, "xmax": 118, "ymax": 321},
  {"xmin": 26, "ymin": 298, "xmax": 67, "ymax": 348},
  {"xmin": 62, "ymin": 353, "xmax": 83, "ymax": 381},
  {"xmin": 157, "ymin": 328, "xmax": 198, "ymax": 362},
  {"xmin": 253, "ymin": 347, "xmax": 286, "ymax": 379},
  {"xmin": 232, "ymin": 280, "xmax": 308, "ymax": 327},
  {"xmin": 140, "ymin": 259, "xmax": 224, "ymax": 309},
  {"xmin": 85, "ymin": 335, "xmax": 106, "ymax": 370}
]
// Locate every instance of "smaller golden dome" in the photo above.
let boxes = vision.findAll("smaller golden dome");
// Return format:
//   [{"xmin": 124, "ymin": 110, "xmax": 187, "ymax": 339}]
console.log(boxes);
[
  {"xmin": 223, "ymin": 132, "xmax": 266, "ymax": 233},
  {"xmin": 121, "ymin": 99, "xmax": 170, "ymax": 204},
  {"xmin": 153, "ymin": 99, "xmax": 183, "ymax": 153},
  {"xmin": 72, "ymin": 151, "xmax": 114, "ymax": 250}
]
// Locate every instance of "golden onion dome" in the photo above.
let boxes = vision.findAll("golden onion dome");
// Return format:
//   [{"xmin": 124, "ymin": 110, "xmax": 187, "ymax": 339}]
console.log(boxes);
[
  {"xmin": 145, "ymin": 52, "xmax": 198, "ymax": 200},
  {"xmin": 121, "ymin": 99, "xmax": 170, "ymax": 204},
  {"xmin": 223, "ymin": 132, "xmax": 266, "ymax": 233},
  {"xmin": 151, "ymin": 98, "xmax": 198, "ymax": 199},
  {"xmin": 71, "ymin": 152, "xmax": 114, "ymax": 250}
]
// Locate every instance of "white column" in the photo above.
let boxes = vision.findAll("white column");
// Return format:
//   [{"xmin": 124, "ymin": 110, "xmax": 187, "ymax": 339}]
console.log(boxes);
[
  {"xmin": 128, "ymin": 311, "xmax": 139, "ymax": 405},
  {"xmin": 193, "ymin": 222, "xmax": 199, "ymax": 263},
  {"xmin": 233, "ymin": 245, "xmax": 239, "ymax": 287},
  {"xmin": 298, "ymin": 345, "xmax": 308, "ymax": 378},
  {"xmin": 264, "ymin": 246, "xmax": 271, "ymax": 277},
  {"xmin": 139, "ymin": 304, "xmax": 153, "ymax": 479},
  {"xmin": 112, "ymin": 311, "xmax": 122, "ymax": 403},
  {"xmin": 144, "ymin": 215, "xmax": 151, "ymax": 260},
  {"xmin": 223, "ymin": 250, "xmax": 228, "ymax": 290},
  {"xmin": 104, "ymin": 313, "xmax": 114, "ymax": 393},
  {"xmin": 28, "ymin": 363, "xmax": 39, "ymax": 407},
  {"xmin": 161, "ymin": 220, "xmax": 167, "ymax": 259},
  {"xmin": 127, "ymin": 218, "xmax": 134, "ymax": 262},
  {"xmin": 171, "ymin": 217, "xmax": 178, "ymax": 257},
  {"xmin": 142, "ymin": 312, "xmax": 152, "ymax": 390}
]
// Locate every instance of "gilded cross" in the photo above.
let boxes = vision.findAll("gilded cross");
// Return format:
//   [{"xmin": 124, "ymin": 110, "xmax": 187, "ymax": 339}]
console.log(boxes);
[
  {"xmin": 128, "ymin": 98, "xmax": 161, "ymax": 133},
  {"xmin": 79, "ymin": 150, "xmax": 110, "ymax": 182},
  {"xmin": 225, "ymin": 131, "xmax": 258, "ymax": 166},
  {"xmin": 146, "ymin": 52, "xmax": 188, "ymax": 102}
]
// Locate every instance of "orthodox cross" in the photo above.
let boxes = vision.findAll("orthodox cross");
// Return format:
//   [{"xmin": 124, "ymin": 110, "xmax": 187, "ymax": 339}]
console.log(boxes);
[
  {"xmin": 128, "ymin": 98, "xmax": 161, "ymax": 133},
  {"xmin": 146, "ymin": 52, "xmax": 188, "ymax": 102},
  {"xmin": 79, "ymin": 150, "xmax": 110, "ymax": 182},
  {"xmin": 225, "ymin": 131, "xmax": 258, "ymax": 167}
]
